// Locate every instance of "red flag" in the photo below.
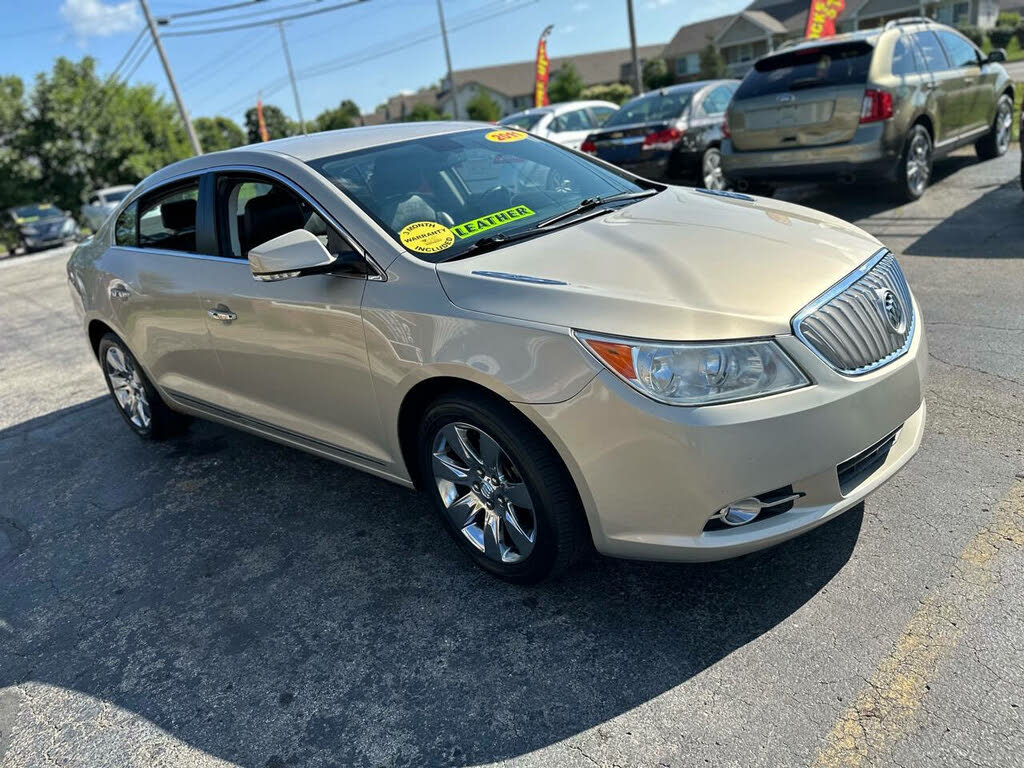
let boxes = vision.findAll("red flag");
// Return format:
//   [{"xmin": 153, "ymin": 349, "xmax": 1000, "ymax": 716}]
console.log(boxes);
[
  {"xmin": 256, "ymin": 95, "xmax": 269, "ymax": 142},
  {"xmin": 534, "ymin": 25, "xmax": 553, "ymax": 108},
  {"xmin": 805, "ymin": 0, "xmax": 845, "ymax": 39}
]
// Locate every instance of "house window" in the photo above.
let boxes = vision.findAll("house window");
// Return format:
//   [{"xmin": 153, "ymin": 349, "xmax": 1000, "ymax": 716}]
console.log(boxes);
[
  {"xmin": 953, "ymin": 1, "xmax": 970, "ymax": 23},
  {"xmin": 675, "ymin": 53, "xmax": 699, "ymax": 76}
]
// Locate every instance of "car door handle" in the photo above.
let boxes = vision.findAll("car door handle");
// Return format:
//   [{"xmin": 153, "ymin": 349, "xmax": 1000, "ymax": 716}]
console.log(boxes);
[
  {"xmin": 109, "ymin": 284, "xmax": 131, "ymax": 301},
  {"xmin": 207, "ymin": 306, "xmax": 237, "ymax": 322}
]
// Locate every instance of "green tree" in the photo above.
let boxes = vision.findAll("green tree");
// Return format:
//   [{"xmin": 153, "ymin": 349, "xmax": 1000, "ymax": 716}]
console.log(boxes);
[
  {"xmin": 699, "ymin": 41, "xmax": 727, "ymax": 79},
  {"xmin": 403, "ymin": 102, "xmax": 449, "ymax": 121},
  {"xmin": 244, "ymin": 103, "xmax": 294, "ymax": 143},
  {"xmin": 314, "ymin": 99, "xmax": 361, "ymax": 131},
  {"xmin": 642, "ymin": 58, "xmax": 673, "ymax": 90},
  {"xmin": 194, "ymin": 116, "xmax": 245, "ymax": 152},
  {"xmin": 22, "ymin": 57, "xmax": 188, "ymax": 213},
  {"xmin": 580, "ymin": 82, "xmax": 634, "ymax": 105},
  {"xmin": 548, "ymin": 62, "xmax": 584, "ymax": 103},
  {"xmin": 466, "ymin": 89, "xmax": 501, "ymax": 122},
  {"xmin": 0, "ymin": 76, "xmax": 37, "ymax": 212}
]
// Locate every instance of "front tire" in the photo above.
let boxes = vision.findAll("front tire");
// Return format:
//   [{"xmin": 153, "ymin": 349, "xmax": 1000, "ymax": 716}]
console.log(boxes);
[
  {"xmin": 975, "ymin": 93, "xmax": 1013, "ymax": 161},
  {"xmin": 417, "ymin": 390, "xmax": 589, "ymax": 583},
  {"xmin": 98, "ymin": 333, "xmax": 190, "ymax": 440},
  {"xmin": 896, "ymin": 124, "xmax": 932, "ymax": 202}
]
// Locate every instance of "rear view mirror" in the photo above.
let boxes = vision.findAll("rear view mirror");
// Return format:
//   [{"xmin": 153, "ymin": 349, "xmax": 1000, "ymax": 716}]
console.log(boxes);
[
  {"xmin": 248, "ymin": 228, "xmax": 334, "ymax": 282},
  {"xmin": 987, "ymin": 48, "xmax": 1007, "ymax": 63}
]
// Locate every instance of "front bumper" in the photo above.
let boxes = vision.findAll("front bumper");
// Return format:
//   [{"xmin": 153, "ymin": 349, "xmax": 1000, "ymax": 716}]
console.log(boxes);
[
  {"xmin": 721, "ymin": 123, "xmax": 901, "ymax": 184},
  {"xmin": 520, "ymin": 308, "xmax": 927, "ymax": 562}
]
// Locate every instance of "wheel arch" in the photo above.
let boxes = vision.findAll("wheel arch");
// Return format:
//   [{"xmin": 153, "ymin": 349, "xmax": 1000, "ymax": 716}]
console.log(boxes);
[{"xmin": 87, "ymin": 318, "xmax": 115, "ymax": 360}]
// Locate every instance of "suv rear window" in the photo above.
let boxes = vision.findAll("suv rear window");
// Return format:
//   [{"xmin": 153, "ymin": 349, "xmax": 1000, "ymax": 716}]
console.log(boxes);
[{"xmin": 734, "ymin": 41, "xmax": 873, "ymax": 100}]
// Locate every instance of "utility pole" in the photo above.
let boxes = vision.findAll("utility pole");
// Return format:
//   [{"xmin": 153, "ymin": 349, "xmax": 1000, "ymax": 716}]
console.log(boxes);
[
  {"xmin": 138, "ymin": 0, "xmax": 202, "ymax": 155},
  {"xmin": 625, "ymin": 0, "xmax": 642, "ymax": 96},
  {"xmin": 435, "ymin": 0, "xmax": 458, "ymax": 120},
  {"xmin": 277, "ymin": 21, "xmax": 306, "ymax": 134}
]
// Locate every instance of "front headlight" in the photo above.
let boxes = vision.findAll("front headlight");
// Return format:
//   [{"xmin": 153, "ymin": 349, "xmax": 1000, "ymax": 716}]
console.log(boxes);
[{"xmin": 576, "ymin": 332, "xmax": 809, "ymax": 406}]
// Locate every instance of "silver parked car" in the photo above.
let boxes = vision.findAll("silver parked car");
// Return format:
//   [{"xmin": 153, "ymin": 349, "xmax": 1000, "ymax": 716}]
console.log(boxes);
[
  {"xmin": 498, "ymin": 100, "xmax": 618, "ymax": 150},
  {"xmin": 81, "ymin": 185, "xmax": 134, "ymax": 231},
  {"xmin": 68, "ymin": 122, "xmax": 926, "ymax": 582}
]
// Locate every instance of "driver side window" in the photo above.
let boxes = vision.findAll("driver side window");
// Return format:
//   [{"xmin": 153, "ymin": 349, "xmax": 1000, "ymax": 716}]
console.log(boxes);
[{"xmin": 218, "ymin": 176, "xmax": 357, "ymax": 264}]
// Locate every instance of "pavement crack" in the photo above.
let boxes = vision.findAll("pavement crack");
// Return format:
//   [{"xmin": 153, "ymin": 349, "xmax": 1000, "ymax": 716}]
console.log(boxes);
[{"xmin": 928, "ymin": 351, "xmax": 1023, "ymax": 388}]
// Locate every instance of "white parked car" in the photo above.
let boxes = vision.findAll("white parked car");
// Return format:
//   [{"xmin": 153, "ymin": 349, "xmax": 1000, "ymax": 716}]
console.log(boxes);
[
  {"xmin": 498, "ymin": 100, "xmax": 618, "ymax": 150},
  {"xmin": 81, "ymin": 185, "xmax": 134, "ymax": 231}
]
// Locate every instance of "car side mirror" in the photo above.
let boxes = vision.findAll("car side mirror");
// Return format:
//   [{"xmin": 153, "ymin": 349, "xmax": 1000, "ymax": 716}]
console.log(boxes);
[
  {"xmin": 248, "ymin": 228, "xmax": 335, "ymax": 282},
  {"xmin": 986, "ymin": 48, "xmax": 1007, "ymax": 64}
]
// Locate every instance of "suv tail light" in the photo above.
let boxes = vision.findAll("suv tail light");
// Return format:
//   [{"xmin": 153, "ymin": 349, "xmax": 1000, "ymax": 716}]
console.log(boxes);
[
  {"xmin": 860, "ymin": 89, "xmax": 893, "ymax": 123},
  {"xmin": 580, "ymin": 138, "xmax": 597, "ymax": 154},
  {"xmin": 642, "ymin": 127, "xmax": 682, "ymax": 151}
]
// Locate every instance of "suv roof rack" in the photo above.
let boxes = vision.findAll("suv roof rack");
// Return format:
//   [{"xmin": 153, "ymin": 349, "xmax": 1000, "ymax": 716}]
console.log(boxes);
[{"xmin": 884, "ymin": 16, "xmax": 934, "ymax": 29}]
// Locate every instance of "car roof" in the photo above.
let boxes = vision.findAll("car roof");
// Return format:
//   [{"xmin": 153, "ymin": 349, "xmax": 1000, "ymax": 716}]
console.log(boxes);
[
  {"xmin": 96, "ymin": 185, "xmax": 134, "ymax": 194},
  {"xmin": 631, "ymin": 79, "xmax": 737, "ymax": 99},
  {"xmin": 234, "ymin": 120, "xmax": 486, "ymax": 161}
]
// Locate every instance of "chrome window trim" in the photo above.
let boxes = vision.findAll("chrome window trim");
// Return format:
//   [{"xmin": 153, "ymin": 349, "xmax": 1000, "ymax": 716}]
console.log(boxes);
[
  {"xmin": 118, "ymin": 164, "xmax": 387, "ymax": 281},
  {"xmin": 791, "ymin": 248, "xmax": 916, "ymax": 376}
]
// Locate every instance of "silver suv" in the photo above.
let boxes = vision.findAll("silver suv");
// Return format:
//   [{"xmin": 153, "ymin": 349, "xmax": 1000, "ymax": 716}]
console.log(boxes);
[{"xmin": 722, "ymin": 18, "xmax": 1014, "ymax": 201}]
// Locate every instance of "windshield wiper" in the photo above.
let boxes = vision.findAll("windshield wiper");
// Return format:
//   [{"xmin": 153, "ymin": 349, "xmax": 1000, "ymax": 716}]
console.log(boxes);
[
  {"xmin": 533, "ymin": 189, "xmax": 659, "ymax": 229},
  {"xmin": 442, "ymin": 228, "xmax": 548, "ymax": 261}
]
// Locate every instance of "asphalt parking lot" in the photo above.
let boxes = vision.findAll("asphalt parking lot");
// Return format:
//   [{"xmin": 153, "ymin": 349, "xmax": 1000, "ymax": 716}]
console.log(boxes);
[{"xmin": 1, "ymin": 149, "xmax": 1022, "ymax": 768}]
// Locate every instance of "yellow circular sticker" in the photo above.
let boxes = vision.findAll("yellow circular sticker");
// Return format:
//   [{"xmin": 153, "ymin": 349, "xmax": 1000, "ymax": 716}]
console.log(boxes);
[
  {"xmin": 399, "ymin": 220, "xmax": 455, "ymax": 254},
  {"xmin": 484, "ymin": 129, "xmax": 527, "ymax": 143}
]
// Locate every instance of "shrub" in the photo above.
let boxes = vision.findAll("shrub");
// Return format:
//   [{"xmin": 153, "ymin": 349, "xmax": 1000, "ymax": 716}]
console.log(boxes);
[
  {"xmin": 997, "ymin": 11, "xmax": 1021, "ymax": 27},
  {"xmin": 1015, "ymin": 23, "xmax": 1024, "ymax": 48},
  {"xmin": 988, "ymin": 26, "xmax": 1015, "ymax": 49},
  {"xmin": 957, "ymin": 24, "xmax": 985, "ymax": 47},
  {"xmin": 580, "ymin": 82, "xmax": 635, "ymax": 104}
]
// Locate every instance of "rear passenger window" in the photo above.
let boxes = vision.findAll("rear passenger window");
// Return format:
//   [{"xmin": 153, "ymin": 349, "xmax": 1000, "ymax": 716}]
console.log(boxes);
[
  {"xmin": 913, "ymin": 31, "xmax": 951, "ymax": 72},
  {"xmin": 138, "ymin": 184, "xmax": 199, "ymax": 252},
  {"xmin": 700, "ymin": 85, "xmax": 733, "ymax": 115},
  {"xmin": 936, "ymin": 30, "xmax": 979, "ymax": 68},
  {"xmin": 114, "ymin": 202, "xmax": 137, "ymax": 247},
  {"xmin": 892, "ymin": 38, "xmax": 921, "ymax": 75},
  {"xmin": 551, "ymin": 109, "xmax": 593, "ymax": 132}
]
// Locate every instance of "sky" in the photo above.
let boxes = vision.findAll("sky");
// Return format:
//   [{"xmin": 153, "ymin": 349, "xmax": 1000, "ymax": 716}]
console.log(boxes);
[{"xmin": 0, "ymin": 0, "xmax": 751, "ymax": 127}]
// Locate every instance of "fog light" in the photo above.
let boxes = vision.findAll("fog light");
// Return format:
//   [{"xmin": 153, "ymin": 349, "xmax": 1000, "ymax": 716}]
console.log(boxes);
[{"xmin": 718, "ymin": 497, "xmax": 762, "ymax": 526}]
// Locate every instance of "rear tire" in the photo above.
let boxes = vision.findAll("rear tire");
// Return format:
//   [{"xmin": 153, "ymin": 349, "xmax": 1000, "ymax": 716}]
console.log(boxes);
[
  {"xmin": 700, "ymin": 147, "xmax": 727, "ymax": 190},
  {"xmin": 98, "ymin": 333, "xmax": 190, "ymax": 440},
  {"xmin": 895, "ymin": 124, "xmax": 932, "ymax": 202},
  {"xmin": 975, "ymin": 93, "xmax": 1013, "ymax": 161},
  {"xmin": 417, "ymin": 389, "xmax": 589, "ymax": 583}
]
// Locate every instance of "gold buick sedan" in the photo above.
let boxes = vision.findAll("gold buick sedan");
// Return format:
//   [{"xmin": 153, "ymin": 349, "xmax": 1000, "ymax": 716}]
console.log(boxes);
[{"xmin": 67, "ymin": 122, "xmax": 926, "ymax": 582}]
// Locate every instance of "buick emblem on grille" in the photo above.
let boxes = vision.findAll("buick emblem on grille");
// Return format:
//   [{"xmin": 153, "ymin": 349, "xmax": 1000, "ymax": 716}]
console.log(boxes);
[{"xmin": 881, "ymin": 290, "xmax": 906, "ymax": 334}]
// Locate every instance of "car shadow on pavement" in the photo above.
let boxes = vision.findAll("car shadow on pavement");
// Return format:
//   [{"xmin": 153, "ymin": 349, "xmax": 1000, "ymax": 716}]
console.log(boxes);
[
  {"xmin": 903, "ymin": 177, "xmax": 1024, "ymax": 258},
  {"xmin": 1, "ymin": 398, "xmax": 863, "ymax": 767}
]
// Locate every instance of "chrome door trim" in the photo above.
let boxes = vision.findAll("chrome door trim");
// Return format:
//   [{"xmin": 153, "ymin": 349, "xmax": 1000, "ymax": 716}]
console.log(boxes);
[
  {"xmin": 119, "ymin": 164, "xmax": 388, "ymax": 280},
  {"xmin": 164, "ymin": 388, "xmax": 388, "ymax": 466}
]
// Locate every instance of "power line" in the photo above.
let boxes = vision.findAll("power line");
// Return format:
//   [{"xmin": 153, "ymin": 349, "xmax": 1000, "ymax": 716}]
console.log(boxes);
[
  {"xmin": 163, "ymin": 0, "xmax": 326, "ymax": 27},
  {"xmin": 214, "ymin": 0, "xmax": 536, "ymax": 116},
  {"xmin": 161, "ymin": 0, "xmax": 367, "ymax": 37},
  {"xmin": 109, "ymin": 27, "xmax": 147, "ymax": 80},
  {"xmin": 121, "ymin": 40, "xmax": 155, "ymax": 83},
  {"xmin": 163, "ymin": 0, "xmax": 267, "ymax": 20}
]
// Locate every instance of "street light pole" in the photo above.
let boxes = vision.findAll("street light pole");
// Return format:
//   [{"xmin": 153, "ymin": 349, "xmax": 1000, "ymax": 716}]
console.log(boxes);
[
  {"xmin": 137, "ymin": 0, "xmax": 202, "ymax": 155},
  {"xmin": 435, "ymin": 0, "xmax": 458, "ymax": 120},
  {"xmin": 625, "ymin": 0, "xmax": 642, "ymax": 96},
  {"xmin": 277, "ymin": 21, "xmax": 306, "ymax": 133}
]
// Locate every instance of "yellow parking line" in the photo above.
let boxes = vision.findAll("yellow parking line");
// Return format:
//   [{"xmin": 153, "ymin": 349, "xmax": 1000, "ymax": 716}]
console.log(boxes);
[{"xmin": 812, "ymin": 480, "xmax": 1024, "ymax": 768}]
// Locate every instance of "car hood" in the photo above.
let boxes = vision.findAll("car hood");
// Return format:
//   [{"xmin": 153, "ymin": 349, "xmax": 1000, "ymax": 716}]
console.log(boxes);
[{"xmin": 435, "ymin": 187, "xmax": 883, "ymax": 340}]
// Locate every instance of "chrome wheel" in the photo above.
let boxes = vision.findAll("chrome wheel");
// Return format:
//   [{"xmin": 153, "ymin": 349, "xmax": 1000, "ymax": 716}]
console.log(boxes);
[
  {"xmin": 431, "ymin": 422, "xmax": 536, "ymax": 564},
  {"xmin": 995, "ymin": 98, "xmax": 1013, "ymax": 154},
  {"xmin": 105, "ymin": 346, "xmax": 151, "ymax": 430},
  {"xmin": 905, "ymin": 131, "xmax": 931, "ymax": 197},
  {"xmin": 702, "ymin": 148, "xmax": 725, "ymax": 190}
]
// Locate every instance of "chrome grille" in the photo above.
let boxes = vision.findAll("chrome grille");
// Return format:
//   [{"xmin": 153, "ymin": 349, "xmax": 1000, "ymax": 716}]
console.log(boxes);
[{"xmin": 793, "ymin": 250, "xmax": 915, "ymax": 375}]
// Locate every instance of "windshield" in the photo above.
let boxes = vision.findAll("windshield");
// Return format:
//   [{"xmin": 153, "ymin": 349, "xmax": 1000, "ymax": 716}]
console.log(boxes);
[
  {"xmin": 103, "ymin": 189, "xmax": 130, "ymax": 203},
  {"xmin": 498, "ymin": 111, "xmax": 547, "ymax": 130},
  {"xmin": 603, "ymin": 90, "xmax": 692, "ymax": 127},
  {"xmin": 12, "ymin": 204, "xmax": 62, "ymax": 222},
  {"xmin": 308, "ymin": 128, "xmax": 648, "ymax": 262},
  {"xmin": 734, "ymin": 41, "xmax": 873, "ymax": 99}
]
